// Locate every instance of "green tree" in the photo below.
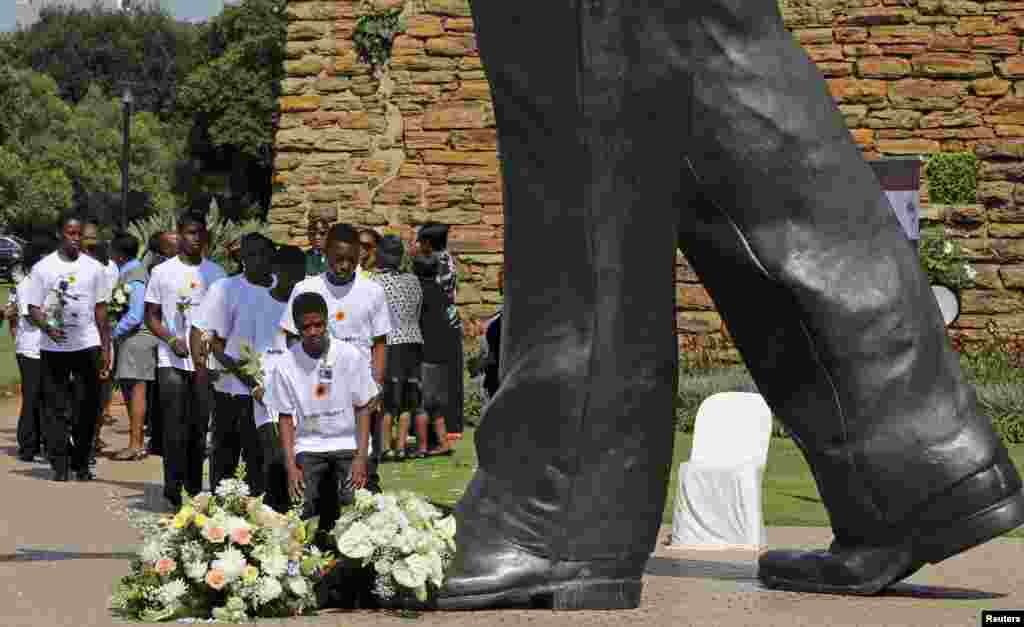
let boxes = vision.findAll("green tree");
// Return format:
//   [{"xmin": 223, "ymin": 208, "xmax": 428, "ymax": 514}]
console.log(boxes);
[
  {"xmin": 2, "ymin": 4, "xmax": 202, "ymax": 118},
  {"xmin": 0, "ymin": 65, "xmax": 186, "ymax": 235},
  {"xmin": 177, "ymin": 0, "xmax": 287, "ymax": 218}
]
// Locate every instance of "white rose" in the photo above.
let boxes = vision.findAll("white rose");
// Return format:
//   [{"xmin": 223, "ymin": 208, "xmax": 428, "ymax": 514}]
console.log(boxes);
[
  {"xmin": 436, "ymin": 516, "xmax": 456, "ymax": 540},
  {"xmin": 391, "ymin": 554, "xmax": 428, "ymax": 590},
  {"xmin": 287, "ymin": 577, "xmax": 309, "ymax": 597},
  {"xmin": 335, "ymin": 521, "xmax": 376, "ymax": 559}
]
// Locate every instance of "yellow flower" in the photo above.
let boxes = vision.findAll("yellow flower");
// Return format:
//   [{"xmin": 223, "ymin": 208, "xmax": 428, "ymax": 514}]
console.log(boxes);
[
  {"xmin": 173, "ymin": 513, "xmax": 188, "ymax": 529},
  {"xmin": 67, "ymin": 275, "xmax": 76, "ymax": 284},
  {"xmin": 242, "ymin": 565, "xmax": 259, "ymax": 583},
  {"xmin": 194, "ymin": 513, "xmax": 208, "ymax": 528},
  {"xmin": 293, "ymin": 524, "xmax": 307, "ymax": 544}
]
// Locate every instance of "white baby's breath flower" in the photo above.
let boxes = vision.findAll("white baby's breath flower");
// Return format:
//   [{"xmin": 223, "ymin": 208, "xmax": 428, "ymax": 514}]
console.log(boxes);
[
  {"xmin": 215, "ymin": 479, "xmax": 250, "ymax": 499},
  {"xmin": 965, "ymin": 264, "xmax": 978, "ymax": 280},
  {"xmin": 437, "ymin": 516, "xmax": 456, "ymax": 541},
  {"xmin": 255, "ymin": 577, "xmax": 283, "ymax": 605}
]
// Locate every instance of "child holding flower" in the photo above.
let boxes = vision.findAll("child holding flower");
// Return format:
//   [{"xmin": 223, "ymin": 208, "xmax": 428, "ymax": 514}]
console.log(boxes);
[{"xmin": 267, "ymin": 291, "xmax": 381, "ymax": 549}]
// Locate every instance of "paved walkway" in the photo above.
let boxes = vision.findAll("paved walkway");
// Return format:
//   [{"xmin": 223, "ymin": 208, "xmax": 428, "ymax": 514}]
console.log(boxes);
[{"xmin": 0, "ymin": 397, "xmax": 1021, "ymax": 627}]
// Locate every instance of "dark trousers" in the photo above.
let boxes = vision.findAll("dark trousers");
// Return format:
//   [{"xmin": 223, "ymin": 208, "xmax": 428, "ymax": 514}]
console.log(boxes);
[
  {"xmin": 445, "ymin": 326, "xmax": 465, "ymax": 436},
  {"xmin": 211, "ymin": 391, "xmax": 264, "ymax": 497},
  {"xmin": 146, "ymin": 376, "xmax": 163, "ymax": 454},
  {"xmin": 297, "ymin": 450, "xmax": 380, "ymax": 547},
  {"xmin": 41, "ymin": 348, "xmax": 101, "ymax": 472},
  {"xmin": 158, "ymin": 367, "xmax": 211, "ymax": 506},
  {"xmin": 258, "ymin": 422, "xmax": 290, "ymax": 513},
  {"xmin": 16, "ymin": 355, "xmax": 45, "ymax": 456}
]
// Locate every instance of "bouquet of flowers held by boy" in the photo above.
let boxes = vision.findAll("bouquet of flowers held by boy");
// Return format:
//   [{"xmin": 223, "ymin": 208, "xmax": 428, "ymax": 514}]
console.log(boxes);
[
  {"xmin": 330, "ymin": 489, "xmax": 457, "ymax": 604},
  {"xmin": 110, "ymin": 467, "xmax": 335, "ymax": 622},
  {"xmin": 107, "ymin": 283, "xmax": 132, "ymax": 322}
]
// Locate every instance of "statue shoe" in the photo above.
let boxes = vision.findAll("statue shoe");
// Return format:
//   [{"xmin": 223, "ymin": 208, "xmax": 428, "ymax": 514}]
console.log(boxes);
[{"xmin": 759, "ymin": 460, "xmax": 1024, "ymax": 595}]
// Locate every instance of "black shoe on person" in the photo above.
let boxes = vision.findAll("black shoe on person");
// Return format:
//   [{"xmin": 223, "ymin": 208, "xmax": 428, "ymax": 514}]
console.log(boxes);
[{"xmin": 75, "ymin": 468, "xmax": 96, "ymax": 482}]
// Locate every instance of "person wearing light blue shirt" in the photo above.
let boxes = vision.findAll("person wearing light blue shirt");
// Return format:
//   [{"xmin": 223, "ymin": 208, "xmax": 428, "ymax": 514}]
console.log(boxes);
[{"xmin": 109, "ymin": 234, "xmax": 159, "ymax": 461}]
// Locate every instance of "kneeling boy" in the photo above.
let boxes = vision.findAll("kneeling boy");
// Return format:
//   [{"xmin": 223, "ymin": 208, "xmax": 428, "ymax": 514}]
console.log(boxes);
[{"xmin": 266, "ymin": 291, "xmax": 380, "ymax": 543}]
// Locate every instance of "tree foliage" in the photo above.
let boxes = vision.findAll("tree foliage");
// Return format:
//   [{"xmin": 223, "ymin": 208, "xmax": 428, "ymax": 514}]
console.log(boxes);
[
  {"xmin": 178, "ymin": 0, "xmax": 287, "ymax": 167},
  {"xmin": 3, "ymin": 3, "xmax": 202, "ymax": 118},
  {"xmin": 0, "ymin": 64, "xmax": 186, "ymax": 235}
]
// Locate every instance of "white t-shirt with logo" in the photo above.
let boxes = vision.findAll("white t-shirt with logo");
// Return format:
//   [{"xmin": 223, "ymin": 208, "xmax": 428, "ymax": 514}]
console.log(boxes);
[
  {"xmin": 144, "ymin": 256, "xmax": 227, "ymax": 372},
  {"xmin": 279, "ymin": 274, "xmax": 391, "ymax": 363},
  {"xmin": 197, "ymin": 275, "xmax": 285, "ymax": 396},
  {"xmin": 11, "ymin": 277, "xmax": 41, "ymax": 359},
  {"xmin": 253, "ymin": 296, "xmax": 291, "ymax": 428},
  {"xmin": 24, "ymin": 251, "xmax": 110, "ymax": 353},
  {"xmin": 266, "ymin": 338, "xmax": 378, "ymax": 454}
]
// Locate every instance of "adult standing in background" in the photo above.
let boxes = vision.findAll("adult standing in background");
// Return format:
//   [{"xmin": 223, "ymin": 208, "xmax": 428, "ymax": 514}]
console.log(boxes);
[
  {"xmin": 305, "ymin": 209, "xmax": 331, "ymax": 277},
  {"xmin": 143, "ymin": 229, "xmax": 178, "ymax": 456},
  {"xmin": 11, "ymin": 236, "xmax": 56, "ymax": 463},
  {"xmin": 415, "ymin": 223, "xmax": 464, "ymax": 439},
  {"xmin": 358, "ymin": 229, "xmax": 381, "ymax": 279},
  {"xmin": 82, "ymin": 221, "xmax": 120, "ymax": 460},
  {"xmin": 109, "ymin": 233, "xmax": 158, "ymax": 461},
  {"xmin": 25, "ymin": 212, "xmax": 112, "ymax": 482},
  {"xmin": 145, "ymin": 210, "xmax": 227, "ymax": 509}
]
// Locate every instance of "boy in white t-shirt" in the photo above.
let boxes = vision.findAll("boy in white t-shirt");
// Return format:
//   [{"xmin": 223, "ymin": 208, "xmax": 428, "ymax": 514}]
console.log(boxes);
[
  {"xmin": 279, "ymin": 223, "xmax": 390, "ymax": 469},
  {"xmin": 254, "ymin": 245, "xmax": 306, "ymax": 513},
  {"xmin": 267, "ymin": 291, "xmax": 380, "ymax": 544},
  {"xmin": 195, "ymin": 233, "xmax": 276, "ymax": 496},
  {"xmin": 144, "ymin": 210, "xmax": 227, "ymax": 509},
  {"xmin": 24, "ymin": 212, "xmax": 113, "ymax": 482}
]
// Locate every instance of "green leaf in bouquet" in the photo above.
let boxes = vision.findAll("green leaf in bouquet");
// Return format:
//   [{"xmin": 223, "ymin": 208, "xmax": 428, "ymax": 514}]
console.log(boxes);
[{"xmin": 304, "ymin": 516, "xmax": 320, "ymax": 542}]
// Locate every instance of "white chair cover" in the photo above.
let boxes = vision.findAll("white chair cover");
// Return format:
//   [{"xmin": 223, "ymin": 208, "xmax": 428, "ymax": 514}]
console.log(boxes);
[{"xmin": 669, "ymin": 392, "xmax": 773, "ymax": 551}]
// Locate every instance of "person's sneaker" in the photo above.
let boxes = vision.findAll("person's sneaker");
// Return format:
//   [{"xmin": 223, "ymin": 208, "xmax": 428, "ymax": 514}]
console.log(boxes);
[
  {"xmin": 17, "ymin": 451, "xmax": 37, "ymax": 463},
  {"xmin": 75, "ymin": 468, "xmax": 96, "ymax": 481},
  {"xmin": 53, "ymin": 468, "xmax": 70, "ymax": 482}
]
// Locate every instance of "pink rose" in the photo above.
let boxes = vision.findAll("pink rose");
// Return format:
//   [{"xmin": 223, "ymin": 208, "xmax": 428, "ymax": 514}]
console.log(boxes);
[
  {"xmin": 204, "ymin": 526, "xmax": 227, "ymax": 543},
  {"xmin": 205, "ymin": 568, "xmax": 227, "ymax": 591},
  {"xmin": 230, "ymin": 527, "xmax": 252, "ymax": 546},
  {"xmin": 155, "ymin": 558, "xmax": 177, "ymax": 576}
]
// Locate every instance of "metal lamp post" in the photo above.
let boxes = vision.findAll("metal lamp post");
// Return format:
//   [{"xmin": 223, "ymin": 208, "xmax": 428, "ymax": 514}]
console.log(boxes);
[{"xmin": 121, "ymin": 87, "xmax": 134, "ymax": 228}]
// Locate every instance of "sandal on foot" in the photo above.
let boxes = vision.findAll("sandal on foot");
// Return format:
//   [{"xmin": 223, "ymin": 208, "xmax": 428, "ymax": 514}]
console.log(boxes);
[{"xmin": 427, "ymin": 448, "xmax": 454, "ymax": 457}]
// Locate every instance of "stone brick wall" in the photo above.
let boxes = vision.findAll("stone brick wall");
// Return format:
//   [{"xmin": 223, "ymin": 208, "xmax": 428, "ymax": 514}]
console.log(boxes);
[{"xmin": 271, "ymin": 0, "xmax": 1024, "ymax": 349}]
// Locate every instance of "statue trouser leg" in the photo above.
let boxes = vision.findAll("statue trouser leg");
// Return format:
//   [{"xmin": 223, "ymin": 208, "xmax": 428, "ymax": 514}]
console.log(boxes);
[
  {"xmin": 442, "ymin": 0, "xmax": 1024, "ymax": 609},
  {"xmin": 678, "ymin": 0, "xmax": 1024, "ymax": 594}
]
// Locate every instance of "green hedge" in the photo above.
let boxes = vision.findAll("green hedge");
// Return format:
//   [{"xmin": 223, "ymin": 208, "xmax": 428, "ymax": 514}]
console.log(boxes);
[{"xmin": 925, "ymin": 152, "xmax": 978, "ymax": 205}]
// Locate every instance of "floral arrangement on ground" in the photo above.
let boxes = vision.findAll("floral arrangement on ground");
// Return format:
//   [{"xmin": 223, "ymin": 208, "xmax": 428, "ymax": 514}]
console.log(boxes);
[
  {"xmin": 330, "ymin": 488, "xmax": 457, "ymax": 605},
  {"xmin": 109, "ymin": 470, "xmax": 333, "ymax": 622}
]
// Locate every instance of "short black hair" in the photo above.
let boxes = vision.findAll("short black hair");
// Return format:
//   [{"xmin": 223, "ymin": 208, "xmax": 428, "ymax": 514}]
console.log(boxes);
[
  {"xmin": 416, "ymin": 223, "xmax": 449, "ymax": 250},
  {"xmin": 112, "ymin": 233, "xmax": 141, "ymax": 259},
  {"xmin": 240, "ymin": 231, "xmax": 275, "ymax": 253},
  {"xmin": 360, "ymin": 228, "xmax": 381, "ymax": 245},
  {"xmin": 84, "ymin": 216, "xmax": 101, "ymax": 229},
  {"xmin": 412, "ymin": 253, "xmax": 440, "ymax": 279},
  {"xmin": 177, "ymin": 209, "xmax": 207, "ymax": 231},
  {"xmin": 326, "ymin": 223, "xmax": 359, "ymax": 246},
  {"xmin": 292, "ymin": 291, "xmax": 328, "ymax": 328},
  {"xmin": 93, "ymin": 240, "xmax": 110, "ymax": 265},
  {"xmin": 274, "ymin": 245, "xmax": 306, "ymax": 268},
  {"xmin": 57, "ymin": 211, "xmax": 85, "ymax": 231}
]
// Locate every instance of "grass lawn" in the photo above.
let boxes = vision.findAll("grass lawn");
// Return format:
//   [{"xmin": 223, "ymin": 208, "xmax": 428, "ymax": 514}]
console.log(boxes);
[{"xmin": 382, "ymin": 427, "xmax": 1024, "ymax": 538}]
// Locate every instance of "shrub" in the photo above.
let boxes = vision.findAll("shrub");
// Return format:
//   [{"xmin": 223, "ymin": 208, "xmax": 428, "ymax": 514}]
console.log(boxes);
[
  {"xmin": 126, "ymin": 198, "xmax": 270, "ymax": 272},
  {"xmin": 925, "ymin": 152, "xmax": 978, "ymax": 205},
  {"xmin": 918, "ymin": 226, "xmax": 976, "ymax": 290}
]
